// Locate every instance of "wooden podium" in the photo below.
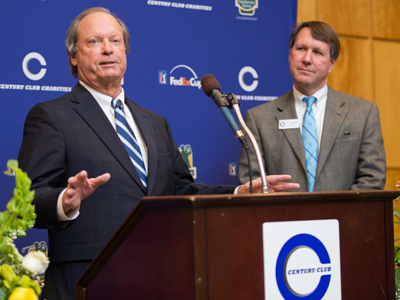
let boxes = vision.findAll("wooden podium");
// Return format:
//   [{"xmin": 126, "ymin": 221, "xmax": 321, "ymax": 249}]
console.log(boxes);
[{"xmin": 76, "ymin": 190, "xmax": 400, "ymax": 300}]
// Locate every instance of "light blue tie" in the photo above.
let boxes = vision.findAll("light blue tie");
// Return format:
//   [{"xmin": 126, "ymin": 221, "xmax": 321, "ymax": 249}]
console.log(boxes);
[
  {"xmin": 302, "ymin": 96, "xmax": 318, "ymax": 192},
  {"xmin": 112, "ymin": 99, "xmax": 147, "ymax": 190}
]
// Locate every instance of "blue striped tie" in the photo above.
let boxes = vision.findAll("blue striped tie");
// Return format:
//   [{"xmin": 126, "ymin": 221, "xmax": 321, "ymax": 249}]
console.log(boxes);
[
  {"xmin": 302, "ymin": 96, "xmax": 318, "ymax": 192},
  {"xmin": 112, "ymin": 99, "xmax": 147, "ymax": 189}
]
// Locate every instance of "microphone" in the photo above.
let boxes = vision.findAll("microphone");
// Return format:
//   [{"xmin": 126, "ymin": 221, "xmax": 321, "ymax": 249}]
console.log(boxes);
[
  {"xmin": 201, "ymin": 74, "xmax": 245, "ymax": 141},
  {"xmin": 201, "ymin": 73, "xmax": 268, "ymax": 194},
  {"xmin": 201, "ymin": 74, "xmax": 229, "ymax": 108}
]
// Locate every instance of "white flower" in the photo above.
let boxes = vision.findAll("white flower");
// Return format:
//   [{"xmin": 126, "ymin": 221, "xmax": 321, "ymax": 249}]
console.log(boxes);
[{"xmin": 22, "ymin": 251, "xmax": 50, "ymax": 274}]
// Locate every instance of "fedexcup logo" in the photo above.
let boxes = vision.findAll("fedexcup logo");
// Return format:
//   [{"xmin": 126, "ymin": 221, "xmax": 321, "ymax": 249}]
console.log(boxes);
[
  {"xmin": 276, "ymin": 234, "xmax": 331, "ymax": 299},
  {"xmin": 235, "ymin": 0, "xmax": 258, "ymax": 16},
  {"xmin": 159, "ymin": 65, "xmax": 201, "ymax": 89}
]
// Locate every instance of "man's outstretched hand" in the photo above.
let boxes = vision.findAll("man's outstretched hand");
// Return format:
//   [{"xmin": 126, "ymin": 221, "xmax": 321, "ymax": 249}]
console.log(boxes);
[{"xmin": 62, "ymin": 170, "xmax": 111, "ymax": 214}]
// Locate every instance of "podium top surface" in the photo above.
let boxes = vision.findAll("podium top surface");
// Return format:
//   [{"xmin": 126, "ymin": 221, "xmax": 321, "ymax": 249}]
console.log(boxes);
[{"xmin": 139, "ymin": 189, "xmax": 400, "ymax": 209}]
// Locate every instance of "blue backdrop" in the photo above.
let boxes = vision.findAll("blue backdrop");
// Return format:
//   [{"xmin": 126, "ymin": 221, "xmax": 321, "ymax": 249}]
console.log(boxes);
[{"xmin": 0, "ymin": 0, "xmax": 296, "ymax": 256}]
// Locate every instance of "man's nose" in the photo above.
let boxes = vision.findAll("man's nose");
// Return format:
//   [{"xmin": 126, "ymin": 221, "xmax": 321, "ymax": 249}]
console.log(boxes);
[
  {"xmin": 302, "ymin": 50, "xmax": 312, "ymax": 64},
  {"xmin": 102, "ymin": 40, "xmax": 113, "ymax": 55}
]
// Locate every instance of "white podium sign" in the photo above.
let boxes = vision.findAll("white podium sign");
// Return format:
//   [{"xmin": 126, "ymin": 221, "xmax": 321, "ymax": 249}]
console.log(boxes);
[{"xmin": 262, "ymin": 219, "xmax": 342, "ymax": 300}]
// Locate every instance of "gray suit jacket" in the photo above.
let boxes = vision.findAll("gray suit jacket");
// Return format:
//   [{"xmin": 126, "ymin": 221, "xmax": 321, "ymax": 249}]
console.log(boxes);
[{"xmin": 238, "ymin": 86, "xmax": 386, "ymax": 191}]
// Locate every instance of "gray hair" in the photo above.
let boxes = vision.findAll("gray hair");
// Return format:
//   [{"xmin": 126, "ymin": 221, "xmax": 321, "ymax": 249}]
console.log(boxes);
[
  {"xmin": 289, "ymin": 21, "xmax": 340, "ymax": 61},
  {"xmin": 65, "ymin": 7, "xmax": 130, "ymax": 78}
]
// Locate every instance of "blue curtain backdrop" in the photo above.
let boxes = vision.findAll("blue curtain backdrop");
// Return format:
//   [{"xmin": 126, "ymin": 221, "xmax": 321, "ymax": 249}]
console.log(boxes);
[{"xmin": 0, "ymin": 0, "xmax": 296, "ymax": 252}]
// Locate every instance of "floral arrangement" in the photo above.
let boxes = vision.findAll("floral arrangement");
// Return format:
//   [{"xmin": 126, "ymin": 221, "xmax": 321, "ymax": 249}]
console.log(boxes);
[
  {"xmin": 394, "ymin": 181, "xmax": 400, "ymax": 300},
  {"xmin": 0, "ymin": 160, "xmax": 49, "ymax": 300}
]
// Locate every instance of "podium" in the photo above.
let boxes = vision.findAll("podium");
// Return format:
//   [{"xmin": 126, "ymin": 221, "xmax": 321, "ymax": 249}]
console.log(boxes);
[{"xmin": 76, "ymin": 190, "xmax": 400, "ymax": 300}]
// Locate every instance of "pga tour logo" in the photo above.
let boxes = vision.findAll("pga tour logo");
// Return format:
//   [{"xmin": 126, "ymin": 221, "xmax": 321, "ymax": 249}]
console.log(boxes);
[
  {"xmin": 263, "ymin": 220, "xmax": 342, "ymax": 300},
  {"xmin": 229, "ymin": 162, "xmax": 237, "ymax": 176}
]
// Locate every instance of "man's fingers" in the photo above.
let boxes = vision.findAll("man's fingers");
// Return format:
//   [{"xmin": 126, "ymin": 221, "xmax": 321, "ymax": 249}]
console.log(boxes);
[
  {"xmin": 94, "ymin": 173, "xmax": 111, "ymax": 186},
  {"xmin": 65, "ymin": 188, "xmax": 76, "ymax": 197},
  {"xmin": 63, "ymin": 171, "xmax": 110, "ymax": 214},
  {"xmin": 271, "ymin": 183, "xmax": 300, "ymax": 192},
  {"xmin": 266, "ymin": 174, "xmax": 293, "ymax": 184},
  {"xmin": 65, "ymin": 171, "xmax": 110, "ymax": 201},
  {"xmin": 67, "ymin": 170, "xmax": 87, "ymax": 187},
  {"xmin": 76, "ymin": 170, "xmax": 88, "ymax": 182},
  {"xmin": 278, "ymin": 175, "xmax": 293, "ymax": 182}
]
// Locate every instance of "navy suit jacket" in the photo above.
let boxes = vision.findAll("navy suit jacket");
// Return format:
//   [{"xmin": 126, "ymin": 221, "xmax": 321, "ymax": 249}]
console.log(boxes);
[{"xmin": 18, "ymin": 83, "xmax": 235, "ymax": 265}]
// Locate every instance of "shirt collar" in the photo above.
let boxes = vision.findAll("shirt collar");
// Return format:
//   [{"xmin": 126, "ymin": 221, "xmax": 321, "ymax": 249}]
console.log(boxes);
[
  {"xmin": 79, "ymin": 81, "xmax": 125, "ymax": 114},
  {"xmin": 293, "ymin": 85, "xmax": 328, "ymax": 109}
]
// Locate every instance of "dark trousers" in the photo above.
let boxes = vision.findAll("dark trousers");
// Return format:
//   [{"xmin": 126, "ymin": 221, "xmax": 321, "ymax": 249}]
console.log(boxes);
[{"xmin": 41, "ymin": 260, "xmax": 91, "ymax": 300}]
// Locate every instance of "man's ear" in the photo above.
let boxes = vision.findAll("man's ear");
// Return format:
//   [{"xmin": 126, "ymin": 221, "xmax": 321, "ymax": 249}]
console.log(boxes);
[
  {"xmin": 328, "ymin": 59, "xmax": 336, "ymax": 73},
  {"xmin": 70, "ymin": 55, "xmax": 77, "ymax": 67}
]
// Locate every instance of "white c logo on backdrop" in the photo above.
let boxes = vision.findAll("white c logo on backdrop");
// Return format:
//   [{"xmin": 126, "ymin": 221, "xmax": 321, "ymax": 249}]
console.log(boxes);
[
  {"xmin": 238, "ymin": 66, "xmax": 258, "ymax": 92},
  {"xmin": 22, "ymin": 52, "xmax": 47, "ymax": 81}
]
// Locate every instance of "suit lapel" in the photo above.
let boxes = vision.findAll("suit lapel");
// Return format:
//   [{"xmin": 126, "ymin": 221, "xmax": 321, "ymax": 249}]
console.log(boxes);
[
  {"xmin": 275, "ymin": 92, "xmax": 307, "ymax": 171},
  {"xmin": 70, "ymin": 84, "xmax": 146, "ymax": 193},
  {"xmin": 316, "ymin": 87, "xmax": 348, "ymax": 179}
]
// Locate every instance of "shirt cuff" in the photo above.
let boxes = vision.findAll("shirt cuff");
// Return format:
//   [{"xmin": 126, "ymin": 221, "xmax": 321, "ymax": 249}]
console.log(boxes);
[
  {"xmin": 57, "ymin": 188, "xmax": 80, "ymax": 221},
  {"xmin": 234, "ymin": 186, "xmax": 242, "ymax": 195}
]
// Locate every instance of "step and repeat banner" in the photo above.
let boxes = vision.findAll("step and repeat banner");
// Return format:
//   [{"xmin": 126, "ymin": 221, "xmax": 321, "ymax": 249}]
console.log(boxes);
[{"xmin": 0, "ymin": 0, "xmax": 296, "ymax": 254}]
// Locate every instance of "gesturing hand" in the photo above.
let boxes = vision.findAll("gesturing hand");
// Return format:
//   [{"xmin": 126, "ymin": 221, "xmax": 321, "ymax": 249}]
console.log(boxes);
[{"xmin": 62, "ymin": 170, "xmax": 111, "ymax": 214}]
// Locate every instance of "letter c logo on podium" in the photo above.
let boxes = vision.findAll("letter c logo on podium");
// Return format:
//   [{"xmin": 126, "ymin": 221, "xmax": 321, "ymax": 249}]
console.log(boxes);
[{"xmin": 275, "ymin": 234, "xmax": 331, "ymax": 299}]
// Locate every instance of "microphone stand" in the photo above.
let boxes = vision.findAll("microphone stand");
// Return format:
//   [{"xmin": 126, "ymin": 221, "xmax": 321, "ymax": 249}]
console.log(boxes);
[{"xmin": 227, "ymin": 93, "xmax": 268, "ymax": 194}]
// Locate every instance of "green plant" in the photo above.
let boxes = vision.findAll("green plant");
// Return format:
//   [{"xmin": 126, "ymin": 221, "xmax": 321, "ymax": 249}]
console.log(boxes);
[
  {"xmin": 0, "ymin": 160, "xmax": 42, "ymax": 300},
  {"xmin": 394, "ymin": 181, "xmax": 400, "ymax": 300}
]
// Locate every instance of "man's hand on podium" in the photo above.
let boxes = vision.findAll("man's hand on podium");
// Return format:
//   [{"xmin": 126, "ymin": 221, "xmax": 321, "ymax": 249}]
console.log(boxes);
[{"xmin": 238, "ymin": 175, "xmax": 300, "ymax": 194}]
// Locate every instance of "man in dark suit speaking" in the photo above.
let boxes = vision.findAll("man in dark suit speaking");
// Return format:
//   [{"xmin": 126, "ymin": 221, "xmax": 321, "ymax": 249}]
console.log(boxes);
[
  {"xmin": 239, "ymin": 21, "xmax": 386, "ymax": 192},
  {"xmin": 18, "ymin": 7, "xmax": 299, "ymax": 300}
]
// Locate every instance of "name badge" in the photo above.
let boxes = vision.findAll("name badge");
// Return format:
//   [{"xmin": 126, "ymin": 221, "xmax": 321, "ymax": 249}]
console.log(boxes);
[{"xmin": 279, "ymin": 119, "xmax": 300, "ymax": 129}]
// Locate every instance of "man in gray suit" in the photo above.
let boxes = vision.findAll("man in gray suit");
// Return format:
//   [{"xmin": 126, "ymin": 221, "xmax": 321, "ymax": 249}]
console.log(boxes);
[{"xmin": 239, "ymin": 21, "xmax": 386, "ymax": 191}]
